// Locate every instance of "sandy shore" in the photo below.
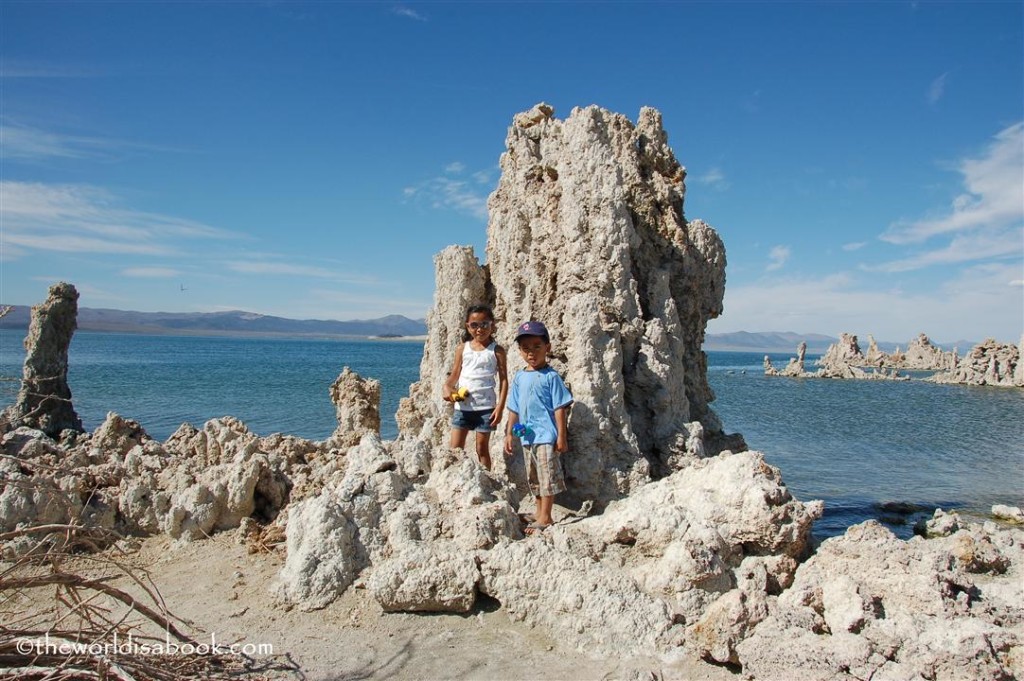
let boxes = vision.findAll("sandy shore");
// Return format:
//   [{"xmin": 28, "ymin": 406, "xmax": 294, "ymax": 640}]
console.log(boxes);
[{"xmin": 12, "ymin": 532, "xmax": 735, "ymax": 681}]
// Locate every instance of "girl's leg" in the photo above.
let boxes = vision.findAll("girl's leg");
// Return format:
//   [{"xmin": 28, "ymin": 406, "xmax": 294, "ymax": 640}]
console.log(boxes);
[
  {"xmin": 450, "ymin": 428, "xmax": 468, "ymax": 449},
  {"xmin": 475, "ymin": 431, "xmax": 492, "ymax": 470}
]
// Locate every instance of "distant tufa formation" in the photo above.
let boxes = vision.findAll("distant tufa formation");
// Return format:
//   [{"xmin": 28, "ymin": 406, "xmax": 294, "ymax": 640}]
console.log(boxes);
[
  {"xmin": 398, "ymin": 103, "xmax": 743, "ymax": 507},
  {"xmin": 766, "ymin": 331, "xmax": 1023, "ymax": 387},
  {"xmin": 1, "ymin": 282, "xmax": 84, "ymax": 436}
]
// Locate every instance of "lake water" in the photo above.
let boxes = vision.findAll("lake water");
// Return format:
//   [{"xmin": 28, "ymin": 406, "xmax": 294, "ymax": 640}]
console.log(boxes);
[{"xmin": 2, "ymin": 328, "xmax": 1021, "ymax": 539}]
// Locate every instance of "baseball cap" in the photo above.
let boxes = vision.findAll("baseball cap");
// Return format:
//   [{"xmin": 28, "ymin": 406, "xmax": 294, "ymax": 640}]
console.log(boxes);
[{"xmin": 514, "ymin": 320, "xmax": 549, "ymax": 342}]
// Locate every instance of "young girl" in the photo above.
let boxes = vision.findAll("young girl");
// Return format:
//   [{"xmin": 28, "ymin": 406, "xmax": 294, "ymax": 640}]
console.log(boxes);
[{"xmin": 443, "ymin": 305, "xmax": 508, "ymax": 470}]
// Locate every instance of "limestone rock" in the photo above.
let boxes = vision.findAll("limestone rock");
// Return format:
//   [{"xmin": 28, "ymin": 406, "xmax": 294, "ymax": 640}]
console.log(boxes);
[
  {"xmin": 468, "ymin": 450, "xmax": 820, "ymax": 657},
  {"xmin": 274, "ymin": 491, "xmax": 362, "ymax": 610},
  {"xmin": 399, "ymin": 104, "xmax": 744, "ymax": 507},
  {"xmin": 863, "ymin": 334, "xmax": 885, "ymax": 366},
  {"xmin": 769, "ymin": 334, "xmax": 909, "ymax": 381},
  {"xmin": 395, "ymin": 245, "xmax": 487, "ymax": 446},
  {"xmin": 897, "ymin": 333, "xmax": 959, "ymax": 371},
  {"xmin": 275, "ymin": 434, "xmax": 411, "ymax": 609},
  {"xmin": 2, "ymin": 282, "xmax": 84, "ymax": 437},
  {"xmin": 929, "ymin": 338, "xmax": 1022, "ymax": 387},
  {"xmin": 993, "ymin": 505, "xmax": 1024, "ymax": 523},
  {"xmin": 327, "ymin": 367, "xmax": 381, "ymax": 448},
  {"xmin": 368, "ymin": 541, "xmax": 480, "ymax": 613},
  {"xmin": 478, "ymin": 537, "xmax": 680, "ymax": 656},
  {"xmin": 764, "ymin": 342, "xmax": 807, "ymax": 377},
  {"xmin": 735, "ymin": 520, "xmax": 1024, "ymax": 680}
]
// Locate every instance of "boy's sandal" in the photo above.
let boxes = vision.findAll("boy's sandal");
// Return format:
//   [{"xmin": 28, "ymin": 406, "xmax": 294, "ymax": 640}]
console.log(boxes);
[{"xmin": 525, "ymin": 522, "xmax": 551, "ymax": 535}]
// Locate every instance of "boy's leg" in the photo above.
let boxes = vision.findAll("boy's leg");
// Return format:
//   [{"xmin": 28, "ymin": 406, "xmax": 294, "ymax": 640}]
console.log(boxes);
[
  {"xmin": 475, "ymin": 431, "xmax": 492, "ymax": 470},
  {"xmin": 535, "ymin": 494, "xmax": 554, "ymax": 527}
]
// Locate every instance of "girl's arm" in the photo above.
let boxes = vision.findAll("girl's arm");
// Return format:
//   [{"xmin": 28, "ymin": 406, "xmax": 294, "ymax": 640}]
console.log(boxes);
[
  {"xmin": 504, "ymin": 409, "xmax": 519, "ymax": 455},
  {"xmin": 489, "ymin": 345, "xmax": 509, "ymax": 427},
  {"xmin": 554, "ymin": 406, "xmax": 569, "ymax": 453},
  {"xmin": 442, "ymin": 343, "xmax": 465, "ymax": 401}
]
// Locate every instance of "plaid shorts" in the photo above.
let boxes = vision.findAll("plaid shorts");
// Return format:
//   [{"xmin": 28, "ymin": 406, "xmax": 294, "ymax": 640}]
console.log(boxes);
[{"xmin": 525, "ymin": 443, "xmax": 565, "ymax": 497}]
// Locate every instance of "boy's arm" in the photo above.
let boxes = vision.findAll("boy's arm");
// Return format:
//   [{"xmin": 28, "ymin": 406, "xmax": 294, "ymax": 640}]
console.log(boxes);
[
  {"xmin": 490, "ymin": 345, "xmax": 509, "ymax": 427},
  {"xmin": 554, "ymin": 405, "xmax": 569, "ymax": 453},
  {"xmin": 442, "ymin": 344, "xmax": 465, "ymax": 401}
]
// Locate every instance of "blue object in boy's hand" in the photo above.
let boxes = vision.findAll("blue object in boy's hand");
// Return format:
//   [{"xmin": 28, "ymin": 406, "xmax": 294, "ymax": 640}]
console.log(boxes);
[{"xmin": 512, "ymin": 423, "xmax": 533, "ymax": 439}]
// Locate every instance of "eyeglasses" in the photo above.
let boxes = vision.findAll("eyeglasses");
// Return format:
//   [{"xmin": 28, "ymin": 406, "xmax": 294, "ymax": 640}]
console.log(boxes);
[{"xmin": 468, "ymin": 321, "xmax": 493, "ymax": 329}]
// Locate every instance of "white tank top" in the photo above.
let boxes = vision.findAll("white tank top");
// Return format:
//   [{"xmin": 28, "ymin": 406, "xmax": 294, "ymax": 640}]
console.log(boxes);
[{"xmin": 456, "ymin": 341, "xmax": 497, "ymax": 411}]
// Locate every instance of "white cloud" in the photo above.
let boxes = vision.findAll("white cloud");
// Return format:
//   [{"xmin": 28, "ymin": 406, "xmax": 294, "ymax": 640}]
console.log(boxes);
[
  {"xmin": 0, "ymin": 181, "xmax": 237, "ymax": 257},
  {"xmin": 0, "ymin": 60, "xmax": 102, "ymax": 78},
  {"xmin": 842, "ymin": 241, "xmax": 867, "ymax": 252},
  {"xmin": 711, "ymin": 268, "xmax": 1023, "ymax": 343},
  {"xmin": 882, "ymin": 122, "xmax": 1024, "ymax": 245},
  {"xmin": 2, "ymin": 123, "xmax": 99, "ymax": 159},
  {"xmin": 870, "ymin": 227, "xmax": 1022, "ymax": 273},
  {"xmin": 122, "ymin": 267, "xmax": 181, "ymax": 278},
  {"xmin": 223, "ymin": 258, "xmax": 377, "ymax": 285},
  {"xmin": 445, "ymin": 161, "xmax": 466, "ymax": 174},
  {"xmin": 278, "ymin": 287, "xmax": 429, "ymax": 321},
  {"xmin": 927, "ymin": 72, "xmax": 948, "ymax": 104},
  {"xmin": 766, "ymin": 245, "xmax": 791, "ymax": 271},
  {"xmin": 392, "ymin": 5, "xmax": 427, "ymax": 21},
  {"xmin": 404, "ymin": 174, "xmax": 489, "ymax": 221},
  {"xmin": 1, "ymin": 120, "xmax": 181, "ymax": 161},
  {"xmin": 693, "ymin": 167, "xmax": 728, "ymax": 190}
]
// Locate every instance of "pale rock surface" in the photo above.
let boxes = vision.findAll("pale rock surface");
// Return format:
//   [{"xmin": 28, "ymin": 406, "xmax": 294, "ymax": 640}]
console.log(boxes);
[
  {"xmin": 368, "ymin": 541, "xmax": 481, "ymax": 613},
  {"xmin": 993, "ymin": 505, "xmax": 1024, "ymax": 523},
  {"xmin": 399, "ymin": 103, "xmax": 743, "ymax": 507},
  {"xmin": 769, "ymin": 335, "xmax": 909, "ymax": 381},
  {"xmin": 472, "ymin": 451, "xmax": 820, "ymax": 659},
  {"xmin": 395, "ymin": 245, "xmax": 487, "ymax": 447},
  {"xmin": 327, "ymin": 366, "xmax": 381, "ymax": 448},
  {"xmin": 929, "ymin": 337, "xmax": 1022, "ymax": 387},
  {"xmin": 2, "ymin": 282, "xmax": 84, "ymax": 436},
  {"xmin": 275, "ymin": 433, "xmax": 411, "ymax": 610},
  {"xmin": 863, "ymin": 334, "xmax": 885, "ymax": 366},
  {"xmin": 894, "ymin": 332, "xmax": 958, "ymax": 370},
  {"xmin": 736, "ymin": 520, "xmax": 1023, "ymax": 680}
]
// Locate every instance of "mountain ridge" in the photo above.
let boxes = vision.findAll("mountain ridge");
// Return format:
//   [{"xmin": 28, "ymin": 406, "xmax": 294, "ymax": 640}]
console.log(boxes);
[{"xmin": 0, "ymin": 305, "xmax": 976, "ymax": 351}]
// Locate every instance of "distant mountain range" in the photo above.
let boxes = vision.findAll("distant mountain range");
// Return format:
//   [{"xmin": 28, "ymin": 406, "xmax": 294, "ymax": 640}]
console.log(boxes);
[
  {"xmin": 0, "ymin": 305, "xmax": 973, "ymax": 352},
  {"xmin": 0, "ymin": 306, "xmax": 428, "ymax": 338}
]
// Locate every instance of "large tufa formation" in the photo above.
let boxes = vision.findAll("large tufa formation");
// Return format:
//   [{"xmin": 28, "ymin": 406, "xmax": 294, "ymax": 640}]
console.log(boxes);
[
  {"xmin": 2, "ymin": 282, "xmax": 84, "ymax": 437},
  {"xmin": 398, "ymin": 103, "xmax": 743, "ymax": 507},
  {"xmin": 929, "ymin": 337, "xmax": 1023, "ymax": 387}
]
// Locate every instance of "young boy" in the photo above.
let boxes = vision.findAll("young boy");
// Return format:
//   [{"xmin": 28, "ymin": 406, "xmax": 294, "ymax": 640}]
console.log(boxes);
[{"xmin": 504, "ymin": 320, "xmax": 573, "ymax": 534}]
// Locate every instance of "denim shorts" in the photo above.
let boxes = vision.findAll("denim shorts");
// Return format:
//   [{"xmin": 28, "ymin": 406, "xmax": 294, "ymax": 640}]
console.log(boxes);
[{"xmin": 452, "ymin": 409, "xmax": 495, "ymax": 433}]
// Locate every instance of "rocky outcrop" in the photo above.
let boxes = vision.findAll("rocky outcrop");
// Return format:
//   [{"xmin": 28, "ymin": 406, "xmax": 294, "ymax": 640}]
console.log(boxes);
[
  {"xmin": 863, "ymin": 334, "xmax": 885, "ymax": 366},
  {"xmin": 2, "ymin": 282, "xmax": 83, "ymax": 437},
  {"xmin": 736, "ymin": 520, "xmax": 1023, "ymax": 680},
  {"xmin": 764, "ymin": 342, "xmax": 807, "ymax": 377},
  {"xmin": 327, "ymin": 367, "xmax": 381, "ymax": 448},
  {"xmin": 929, "ymin": 337, "xmax": 1022, "ymax": 387},
  {"xmin": 816, "ymin": 332, "xmax": 864, "ymax": 371},
  {"xmin": 766, "ymin": 337, "xmax": 908, "ymax": 381},
  {"xmin": 399, "ymin": 103, "xmax": 743, "ymax": 508},
  {"xmin": 0, "ymin": 366, "xmax": 387, "ymax": 553},
  {"xmin": 395, "ymin": 245, "xmax": 488, "ymax": 448},
  {"xmin": 895, "ymin": 333, "xmax": 958, "ymax": 371}
]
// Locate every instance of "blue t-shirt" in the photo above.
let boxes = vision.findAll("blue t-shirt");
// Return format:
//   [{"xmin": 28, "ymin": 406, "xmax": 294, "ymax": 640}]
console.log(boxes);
[{"xmin": 507, "ymin": 366, "xmax": 573, "ymax": 445}]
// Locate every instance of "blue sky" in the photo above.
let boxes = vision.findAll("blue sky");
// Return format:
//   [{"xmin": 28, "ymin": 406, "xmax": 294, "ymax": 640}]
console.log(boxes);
[{"xmin": 2, "ymin": 1, "xmax": 1021, "ymax": 345}]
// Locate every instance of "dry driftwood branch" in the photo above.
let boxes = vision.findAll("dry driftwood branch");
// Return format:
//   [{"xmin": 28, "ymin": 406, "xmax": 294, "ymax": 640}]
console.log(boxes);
[{"xmin": 1, "ymin": 524, "xmax": 303, "ymax": 680}]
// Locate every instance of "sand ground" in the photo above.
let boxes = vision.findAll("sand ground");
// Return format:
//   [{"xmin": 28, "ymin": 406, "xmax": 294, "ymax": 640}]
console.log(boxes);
[{"xmin": 5, "ymin": 531, "xmax": 739, "ymax": 681}]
